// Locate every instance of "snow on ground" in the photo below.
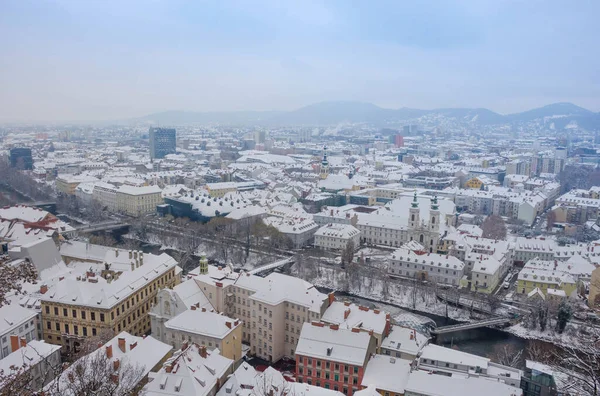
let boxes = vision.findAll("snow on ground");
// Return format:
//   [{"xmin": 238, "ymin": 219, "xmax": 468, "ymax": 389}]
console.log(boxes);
[{"xmin": 295, "ymin": 264, "xmax": 472, "ymax": 322}]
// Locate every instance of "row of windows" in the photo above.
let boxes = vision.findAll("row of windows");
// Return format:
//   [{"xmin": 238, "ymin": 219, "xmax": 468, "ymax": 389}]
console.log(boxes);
[
  {"xmin": 47, "ymin": 321, "xmax": 97, "ymax": 337},
  {"xmin": 300, "ymin": 357, "xmax": 360, "ymax": 374}
]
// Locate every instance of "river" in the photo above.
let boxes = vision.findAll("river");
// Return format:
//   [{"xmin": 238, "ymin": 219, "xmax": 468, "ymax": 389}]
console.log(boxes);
[{"xmin": 331, "ymin": 291, "xmax": 531, "ymax": 367}]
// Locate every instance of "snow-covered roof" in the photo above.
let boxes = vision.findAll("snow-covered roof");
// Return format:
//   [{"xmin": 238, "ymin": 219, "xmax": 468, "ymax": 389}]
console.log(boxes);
[
  {"xmin": 361, "ymin": 355, "xmax": 411, "ymax": 394},
  {"xmin": 145, "ymin": 344, "xmax": 233, "ymax": 396},
  {"xmin": 0, "ymin": 303, "xmax": 37, "ymax": 335},
  {"xmin": 41, "ymin": 252, "xmax": 179, "ymax": 309},
  {"xmin": 49, "ymin": 331, "xmax": 172, "ymax": 395},
  {"xmin": 315, "ymin": 224, "xmax": 360, "ymax": 239},
  {"xmin": 165, "ymin": 310, "xmax": 239, "ymax": 339},
  {"xmin": 321, "ymin": 301, "xmax": 388, "ymax": 335},
  {"xmin": 404, "ymin": 369, "xmax": 523, "ymax": 396},
  {"xmin": 381, "ymin": 325, "xmax": 429, "ymax": 357},
  {"xmin": 0, "ymin": 340, "xmax": 60, "ymax": 384},
  {"xmin": 419, "ymin": 344, "xmax": 489, "ymax": 369},
  {"xmin": 391, "ymin": 248, "xmax": 465, "ymax": 270},
  {"xmin": 295, "ymin": 322, "xmax": 372, "ymax": 366}
]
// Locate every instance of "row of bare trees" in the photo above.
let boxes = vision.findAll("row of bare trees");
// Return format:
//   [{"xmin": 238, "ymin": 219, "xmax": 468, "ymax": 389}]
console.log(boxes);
[{"xmin": 0, "ymin": 156, "xmax": 54, "ymax": 202}]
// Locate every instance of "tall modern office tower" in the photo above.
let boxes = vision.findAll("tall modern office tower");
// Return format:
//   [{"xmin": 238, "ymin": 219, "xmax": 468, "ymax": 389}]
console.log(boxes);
[
  {"xmin": 149, "ymin": 127, "xmax": 176, "ymax": 159},
  {"xmin": 10, "ymin": 147, "xmax": 33, "ymax": 170}
]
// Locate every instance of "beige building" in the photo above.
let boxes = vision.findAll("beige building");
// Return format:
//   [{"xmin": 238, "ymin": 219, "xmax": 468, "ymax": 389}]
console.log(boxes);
[
  {"xmin": 163, "ymin": 309, "xmax": 242, "ymax": 361},
  {"xmin": 56, "ymin": 174, "xmax": 99, "ymax": 195},
  {"xmin": 92, "ymin": 182, "xmax": 119, "ymax": 212},
  {"xmin": 192, "ymin": 265, "xmax": 331, "ymax": 363},
  {"xmin": 40, "ymin": 250, "xmax": 180, "ymax": 354},
  {"xmin": 115, "ymin": 185, "xmax": 163, "ymax": 217},
  {"xmin": 314, "ymin": 224, "xmax": 361, "ymax": 251}
]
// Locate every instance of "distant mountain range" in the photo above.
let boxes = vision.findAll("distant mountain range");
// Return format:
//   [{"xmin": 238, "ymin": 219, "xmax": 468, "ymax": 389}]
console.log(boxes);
[{"xmin": 135, "ymin": 101, "xmax": 600, "ymax": 130}]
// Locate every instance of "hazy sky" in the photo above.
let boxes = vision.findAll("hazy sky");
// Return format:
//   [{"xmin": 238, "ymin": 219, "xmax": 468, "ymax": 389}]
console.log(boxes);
[{"xmin": 1, "ymin": 0, "xmax": 599, "ymax": 122}]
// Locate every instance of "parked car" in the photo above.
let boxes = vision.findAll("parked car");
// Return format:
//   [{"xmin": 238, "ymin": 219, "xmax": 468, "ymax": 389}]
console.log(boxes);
[{"xmin": 503, "ymin": 281, "xmax": 511, "ymax": 289}]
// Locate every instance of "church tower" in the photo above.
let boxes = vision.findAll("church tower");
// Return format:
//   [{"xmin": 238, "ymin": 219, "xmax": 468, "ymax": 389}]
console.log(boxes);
[
  {"xmin": 320, "ymin": 146, "xmax": 330, "ymax": 179},
  {"xmin": 430, "ymin": 195, "xmax": 440, "ymax": 233},
  {"xmin": 199, "ymin": 252, "xmax": 208, "ymax": 275},
  {"xmin": 409, "ymin": 191, "xmax": 420, "ymax": 228}
]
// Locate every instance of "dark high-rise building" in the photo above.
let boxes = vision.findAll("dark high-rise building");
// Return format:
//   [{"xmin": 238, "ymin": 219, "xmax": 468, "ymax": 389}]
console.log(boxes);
[
  {"xmin": 149, "ymin": 127, "xmax": 176, "ymax": 159},
  {"xmin": 10, "ymin": 148, "xmax": 33, "ymax": 170}
]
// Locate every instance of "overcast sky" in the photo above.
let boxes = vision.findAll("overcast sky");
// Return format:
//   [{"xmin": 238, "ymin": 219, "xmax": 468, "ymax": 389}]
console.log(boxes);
[{"xmin": 1, "ymin": 0, "xmax": 599, "ymax": 122}]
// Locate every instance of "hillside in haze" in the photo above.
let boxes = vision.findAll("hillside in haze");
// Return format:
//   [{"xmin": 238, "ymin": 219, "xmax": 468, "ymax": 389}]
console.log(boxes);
[{"xmin": 135, "ymin": 102, "xmax": 600, "ymax": 130}]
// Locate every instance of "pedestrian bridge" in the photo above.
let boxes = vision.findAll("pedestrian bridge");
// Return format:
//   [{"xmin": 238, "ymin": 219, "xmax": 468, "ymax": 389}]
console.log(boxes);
[
  {"xmin": 248, "ymin": 257, "xmax": 294, "ymax": 276},
  {"xmin": 430, "ymin": 316, "xmax": 513, "ymax": 335},
  {"xmin": 74, "ymin": 221, "xmax": 130, "ymax": 233}
]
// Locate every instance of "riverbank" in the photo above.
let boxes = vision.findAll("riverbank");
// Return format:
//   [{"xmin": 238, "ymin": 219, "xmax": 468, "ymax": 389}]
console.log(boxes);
[{"xmin": 295, "ymin": 263, "xmax": 597, "ymax": 353}]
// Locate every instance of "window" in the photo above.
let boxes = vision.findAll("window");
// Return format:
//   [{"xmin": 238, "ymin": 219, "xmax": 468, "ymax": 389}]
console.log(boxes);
[
  {"xmin": 72, "ymin": 309, "xmax": 77, "ymax": 318},
  {"xmin": 46, "ymin": 321, "xmax": 51, "ymax": 330},
  {"xmin": 55, "ymin": 322, "xmax": 60, "ymax": 331},
  {"xmin": 54, "ymin": 307, "xmax": 58, "ymax": 315},
  {"xmin": 45, "ymin": 306, "xmax": 49, "ymax": 314},
  {"xmin": 81, "ymin": 311, "xmax": 86, "ymax": 320},
  {"xmin": 63, "ymin": 308, "xmax": 67, "ymax": 316},
  {"xmin": 100, "ymin": 313, "xmax": 105, "ymax": 322},
  {"xmin": 83, "ymin": 327, "xmax": 87, "ymax": 336},
  {"xmin": 74, "ymin": 325, "xmax": 78, "ymax": 335},
  {"xmin": 91, "ymin": 312, "xmax": 96, "ymax": 321},
  {"xmin": 64, "ymin": 324, "xmax": 69, "ymax": 334}
]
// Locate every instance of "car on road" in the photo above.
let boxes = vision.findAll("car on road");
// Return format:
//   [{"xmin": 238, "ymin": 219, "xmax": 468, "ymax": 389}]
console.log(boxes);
[{"xmin": 503, "ymin": 281, "xmax": 511, "ymax": 289}]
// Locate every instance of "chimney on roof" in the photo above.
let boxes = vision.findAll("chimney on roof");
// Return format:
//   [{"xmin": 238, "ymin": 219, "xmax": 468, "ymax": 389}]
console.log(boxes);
[
  {"xmin": 139, "ymin": 253, "xmax": 144, "ymax": 265},
  {"xmin": 328, "ymin": 292, "xmax": 335, "ymax": 305},
  {"xmin": 19, "ymin": 337, "xmax": 26, "ymax": 349},
  {"xmin": 115, "ymin": 249, "xmax": 119, "ymax": 258},
  {"xmin": 130, "ymin": 342, "xmax": 137, "ymax": 350},
  {"xmin": 111, "ymin": 374, "xmax": 119, "ymax": 384},
  {"xmin": 352, "ymin": 328, "xmax": 360, "ymax": 333},
  {"xmin": 118, "ymin": 337, "xmax": 126, "ymax": 353},
  {"xmin": 130, "ymin": 262, "xmax": 135, "ymax": 271},
  {"xmin": 181, "ymin": 341, "xmax": 188, "ymax": 351},
  {"xmin": 106, "ymin": 345, "xmax": 113, "ymax": 359},
  {"xmin": 133, "ymin": 251, "xmax": 138, "ymax": 260},
  {"xmin": 226, "ymin": 322, "xmax": 232, "ymax": 329},
  {"xmin": 374, "ymin": 309, "xmax": 380, "ymax": 314},
  {"xmin": 199, "ymin": 345, "xmax": 207, "ymax": 358},
  {"xmin": 330, "ymin": 324, "xmax": 339, "ymax": 331},
  {"xmin": 40, "ymin": 284, "xmax": 48, "ymax": 294},
  {"xmin": 191, "ymin": 305, "xmax": 197, "ymax": 310},
  {"xmin": 129, "ymin": 250, "xmax": 133, "ymax": 259},
  {"xmin": 344, "ymin": 301, "xmax": 350, "ymax": 307},
  {"xmin": 344, "ymin": 309, "xmax": 351, "ymax": 320},
  {"xmin": 10, "ymin": 335, "xmax": 19, "ymax": 353},
  {"xmin": 202, "ymin": 307, "xmax": 206, "ymax": 312},
  {"xmin": 312, "ymin": 321, "xmax": 325, "ymax": 327},
  {"xmin": 113, "ymin": 359, "xmax": 120, "ymax": 371}
]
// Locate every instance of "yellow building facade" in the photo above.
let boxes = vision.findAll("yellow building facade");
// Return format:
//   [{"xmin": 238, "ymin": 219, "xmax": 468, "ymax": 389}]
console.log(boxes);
[{"xmin": 41, "ymin": 261, "xmax": 179, "ymax": 352}]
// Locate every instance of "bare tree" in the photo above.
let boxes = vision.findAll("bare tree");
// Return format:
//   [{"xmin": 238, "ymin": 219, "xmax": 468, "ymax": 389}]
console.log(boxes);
[
  {"xmin": 551, "ymin": 344, "xmax": 600, "ymax": 395},
  {"xmin": 341, "ymin": 241, "xmax": 355, "ymax": 267},
  {"xmin": 46, "ymin": 350, "xmax": 145, "ymax": 396},
  {"xmin": 490, "ymin": 344, "xmax": 523, "ymax": 368},
  {"xmin": 89, "ymin": 234, "xmax": 118, "ymax": 247},
  {"xmin": 481, "ymin": 215, "xmax": 507, "ymax": 240},
  {"xmin": 0, "ymin": 259, "xmax": 37, "ymax": 307}
]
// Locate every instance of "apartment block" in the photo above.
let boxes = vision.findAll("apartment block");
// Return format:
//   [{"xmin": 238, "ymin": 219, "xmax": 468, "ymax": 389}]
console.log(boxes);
[
  {"xmin": 40, "ymin": 251, "xmax": 180, "ymax": 353},
  {"xmin": 295, "ymin": 322, "xmax": 377, "ymax": 396},
  {"xmin": 193, "ymin": 265, "xmax": 331, "ymax": 363},
  {"xmin": 163, "ymin": 309, "xmax": 242, "ymax": 361}
]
